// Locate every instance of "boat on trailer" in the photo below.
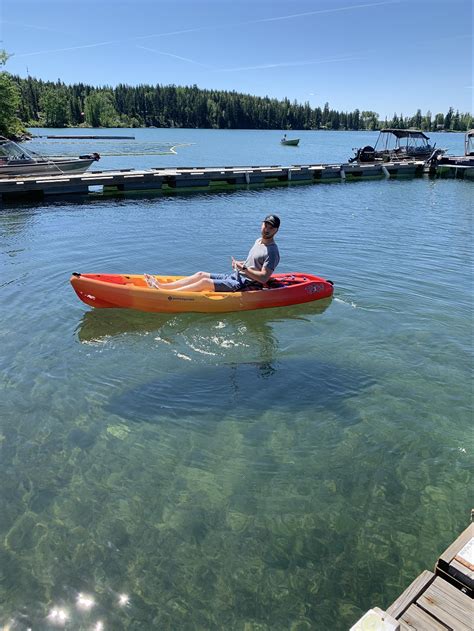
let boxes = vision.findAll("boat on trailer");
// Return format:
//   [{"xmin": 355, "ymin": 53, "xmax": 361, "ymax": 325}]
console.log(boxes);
[
  {"xmin": 70, "ymin": 272, "xmax": 334, "ymax": 314},
  {"xmin": 349, "ymin": 128, "xmax": 444, "ymax": 163},
  {"xmin": 0, "ymin": 137, "xmax": 100, "ymax": 177}
]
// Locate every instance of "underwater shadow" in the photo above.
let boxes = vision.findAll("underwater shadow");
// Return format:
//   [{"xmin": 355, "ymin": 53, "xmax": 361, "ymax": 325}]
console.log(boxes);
[
  {"xmin": 105, "ymin": 353, "xmax": 373, "ymax": 427},
  {"xmin": 86, "ymin": 298, "xmax": 374, "ymax": 426}
]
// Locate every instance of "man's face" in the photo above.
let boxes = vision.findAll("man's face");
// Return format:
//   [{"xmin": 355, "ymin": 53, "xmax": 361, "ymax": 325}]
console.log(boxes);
[{"xmin": 261, "ymin": 221, "xmax": 277, "ymax": 239}]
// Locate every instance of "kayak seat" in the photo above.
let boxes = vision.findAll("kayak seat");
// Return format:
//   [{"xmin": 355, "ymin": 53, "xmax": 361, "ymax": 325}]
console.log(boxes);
[{"xmin": 241, "ymin": 279, "xmax": 286, "ymax": 291}]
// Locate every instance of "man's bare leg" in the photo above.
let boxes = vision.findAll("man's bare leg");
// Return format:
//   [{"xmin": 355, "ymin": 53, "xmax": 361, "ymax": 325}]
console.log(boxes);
[
  {"xmin": 156, "ymin": 271, "xmax": 211, "ymax": 289},
  {"xmin": 171, "ymin": 277, "xmax": 214, "ymax": 292}
]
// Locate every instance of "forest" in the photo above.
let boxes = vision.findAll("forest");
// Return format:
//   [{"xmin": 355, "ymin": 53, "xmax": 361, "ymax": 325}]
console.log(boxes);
[{"xmin": 1, "ymin": 54, "xmax": 472, "ymax": 138}]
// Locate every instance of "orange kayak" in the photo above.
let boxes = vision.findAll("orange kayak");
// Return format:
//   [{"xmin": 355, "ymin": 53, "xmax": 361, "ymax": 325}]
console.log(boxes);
[{"xmin": 70, "ymin": 272, "xmax": 334, "ymax": 314}]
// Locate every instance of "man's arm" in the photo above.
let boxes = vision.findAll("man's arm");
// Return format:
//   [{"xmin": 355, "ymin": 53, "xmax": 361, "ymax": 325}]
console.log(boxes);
[{"xmin": 235, "ymin": 261, "xmax": 273, "ymax": 284}]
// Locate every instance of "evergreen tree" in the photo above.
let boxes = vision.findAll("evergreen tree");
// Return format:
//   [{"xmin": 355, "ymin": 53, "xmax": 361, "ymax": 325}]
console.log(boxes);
[
  {"xmin": 444, "ymin": 106, "xmax": 454, "ymax": 130},
  {"xmin": 413, "ymin": 108, "xmax": 422, "ymax": 128},
  {"xmin": 422, "ymin": 110, "xmax": 432, "ymax": 131},
  {"xmin": 6, "ymin": 73, "xmax": 473, "ymax": 133},
  {"xmin": 84, "ymin": 91, "xmax": 119, "ymax": 127},
  {"xmin": 321, "ymin": 102, "xmax": 330, "ymax": 128},
  {"xmin": 0, "ymin": 51, "xmax": 24, "ymax": 138},
  {"xmin": 40, "ymin": 86, "xmax": 69, "ymax": 127}
]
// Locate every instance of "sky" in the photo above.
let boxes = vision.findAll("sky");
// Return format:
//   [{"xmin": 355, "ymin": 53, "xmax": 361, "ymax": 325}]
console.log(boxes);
[{"xmin": 0, "ymin": 0, "xmax": 472, "ymax": 119}]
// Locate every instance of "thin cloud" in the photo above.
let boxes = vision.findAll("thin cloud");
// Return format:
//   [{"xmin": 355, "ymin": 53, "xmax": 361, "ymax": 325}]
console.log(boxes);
[
  {"xmin": 134, "ymin": 27, "xmax": 212, "ymax": 41},
  {"xmin": 9, "ymin": 1, "xmax": 402, "ymax": 59},
  {"xmin": 136, "ymin": 45, "xmax": 212, "ymax": 68},
  {"xmin": 1, "ymin": 20, "xmax": 61, "ymax": 33},
  {"xmin": 240, "ymin": 0, "xmax": 402, "ymax": 25},
  {"xmin": 219, "ymin": 54, "xmax": 368, "ymax": 72},
  {"xmin": 13, "ymin": 40, "xmax": 123, "ymax": 58},
  {"xmin": 11, "ymin": 27, "xmax": 213, "ymax": 58}
]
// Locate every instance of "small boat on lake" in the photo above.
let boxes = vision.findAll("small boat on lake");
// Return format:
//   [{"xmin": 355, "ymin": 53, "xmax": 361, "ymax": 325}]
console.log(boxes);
[
  {"xmin": 281, "ymin": 135, "xmax": 300, "ymax": 146},
  {"xmin": 0, "ymin": 137, "xmax": 100, "ymax": 177},
  {"xmin": 349, "ymin": 128, "xmax": 444, "ymax": 163},
  {"xmin": 70, "ymin": 272, "xmax": 334, "ymax": 314}
]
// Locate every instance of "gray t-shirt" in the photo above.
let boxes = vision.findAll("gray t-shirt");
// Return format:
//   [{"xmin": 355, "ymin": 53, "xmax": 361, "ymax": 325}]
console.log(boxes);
[{"xmin": 243, "ymin": 239, "xmax": 280, "ymax": 279}]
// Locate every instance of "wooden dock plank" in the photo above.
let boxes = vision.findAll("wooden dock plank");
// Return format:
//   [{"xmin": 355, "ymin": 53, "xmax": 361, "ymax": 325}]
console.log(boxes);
[
  {"xmin": 417, "ymin": 577, "xmax": 473, "ymax": 631},
  {"xmin": 436, "ymin": 524, "xmax": 474, "ymax": 596},
  {"xmin": 438, "ymin": 524, "xmax": 474, "ymax": 567},
  {"xmin": 387, "ymin": 570, "xmax": 436, "ymax": 619},
  {"xmin": 402, "ymin": 605, "xmax": 448, "ymax": 630},
  {"xmin": 400, "ymin": 604, "xmax": 448, "ymax": 630}
]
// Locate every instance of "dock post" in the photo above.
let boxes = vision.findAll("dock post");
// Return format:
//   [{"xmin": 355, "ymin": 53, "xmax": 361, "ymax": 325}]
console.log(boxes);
[
  {"xmin": 245, "ymin": 172, "xmax": 250, "ymax": 185},
  {"xmin": 340, "ymin": 168, "xmax": 346, "ymax": 180},
  {"xmin": 382, "ymin": 166, "xmax": 390, "ymax": 179},
  {"xmin": 287, "ymin": 168, "xmax": 292, "ymax": 181}
]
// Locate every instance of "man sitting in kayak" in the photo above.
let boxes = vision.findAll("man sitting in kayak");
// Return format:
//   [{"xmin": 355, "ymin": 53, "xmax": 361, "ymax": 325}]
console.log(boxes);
[{"xmin": 153, "ymin": 215, "xmax": 280, "ymax": 292}]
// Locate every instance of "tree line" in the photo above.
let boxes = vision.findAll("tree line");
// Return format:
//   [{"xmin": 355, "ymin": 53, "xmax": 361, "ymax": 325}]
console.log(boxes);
[{"xmin": 1, "ymin": 56, "xmax": 472, "ymax": 138}]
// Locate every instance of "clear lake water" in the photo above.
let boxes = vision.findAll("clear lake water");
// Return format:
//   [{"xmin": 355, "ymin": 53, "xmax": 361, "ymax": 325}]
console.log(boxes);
[{"xmin": 0, "ymin": 128, "xmax": 472, "ymax": 630}]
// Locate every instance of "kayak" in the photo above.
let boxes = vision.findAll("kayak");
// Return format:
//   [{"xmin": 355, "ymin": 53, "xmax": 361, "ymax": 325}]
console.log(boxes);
[{"xmin": 70, "ymin": 272, "xmax": 334, "ymax": 314}]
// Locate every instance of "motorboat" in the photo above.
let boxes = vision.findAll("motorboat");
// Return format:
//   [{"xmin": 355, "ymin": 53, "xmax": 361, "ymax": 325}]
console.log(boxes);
[
  {"xmin": 433, "ymin": 129, "xmax": 474, "ymax": 172},
  {"xmin": 464, "ymin": 129, "xmax": 474, "ymax": 156},
  {"xmin": 281, "ymin": 136, "xmax": 299, "ymax": 146},
  {"xmin": 349, "ymin": 129, "xmax": 444, "ymax": 163},
  {"xmin": 0, "ymin": 137, "xmax": 100, "ymax": 177}
]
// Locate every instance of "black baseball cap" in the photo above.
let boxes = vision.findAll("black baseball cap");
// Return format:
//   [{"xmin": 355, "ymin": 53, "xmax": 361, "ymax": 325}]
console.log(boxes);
[{"xmin": 263, "ymin": 214, "xmax": 280, "ymax": 228}]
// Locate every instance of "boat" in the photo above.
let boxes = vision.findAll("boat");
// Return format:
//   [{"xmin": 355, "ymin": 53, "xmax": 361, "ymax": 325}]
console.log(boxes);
[
  {"xmin": 281, "ymin": 137, "xmax": 300, "ymax": 146},
  {"xmin": 464, "ymin": 129, "xmax": 474, "ymax": 156},
  {"xmin": 0, "ymin": 137, "xmax": 100, "ymax": 177},
  {"xmin": 70, "ymin": 272, "xmax": 334, "ymax": 314},
  {"xmin": 432, "ymin": 129, "xmax": 474, "ymax": 165},
  {"xmin": 432, "ymin": 129, "xmax": 474, "ymax": 175},
  {"xmin": 349, "ymin": 129, "xmax": 444, "ymax": 163}
]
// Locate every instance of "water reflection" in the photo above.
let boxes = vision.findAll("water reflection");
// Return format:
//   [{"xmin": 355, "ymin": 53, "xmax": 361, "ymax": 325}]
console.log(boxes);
[
  {"xmin": 76, "ymin": 299, "xmax": 333, "ymax": 346},
  {"xmin": 76, "ymin": 300, "xmax": 333, "ymax": 381}
]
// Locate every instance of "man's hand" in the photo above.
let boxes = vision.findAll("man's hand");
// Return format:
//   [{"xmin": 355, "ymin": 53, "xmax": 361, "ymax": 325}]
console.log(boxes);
[{"xmin": 232, "ymin": 257, "xmax": 244, "ymax": 271}]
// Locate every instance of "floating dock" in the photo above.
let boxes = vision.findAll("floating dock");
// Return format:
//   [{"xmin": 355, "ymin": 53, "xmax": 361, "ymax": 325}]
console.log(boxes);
[
  {"xmin": 0, "ymin": 158, "xmax": 470, "ymax": 202},
  {"xmin": 0, "ymin": 160, "xmax": 424, "ymax": 202},
  {"xmin": 351, "ymin": 521, "xmax": 474, "ymax": 630},
  {"xmin": 32, "ymin": 134, "xmax": 136, "ymax": 140}
]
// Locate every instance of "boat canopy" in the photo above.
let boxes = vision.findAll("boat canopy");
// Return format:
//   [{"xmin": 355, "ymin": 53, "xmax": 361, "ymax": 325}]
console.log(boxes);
[
  {"xmin": 0, "ymin": 137, "xmax": 34, "ymax": 160},
  {"xmin": 379, "ymin": 129, "xmax": 430, "ymax": 139}
]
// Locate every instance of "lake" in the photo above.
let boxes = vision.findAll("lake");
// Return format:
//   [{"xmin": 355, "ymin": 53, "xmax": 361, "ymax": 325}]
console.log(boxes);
[{"xmin": 0, "ymin": 129, "xmax": 472, "ymax": 630}]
